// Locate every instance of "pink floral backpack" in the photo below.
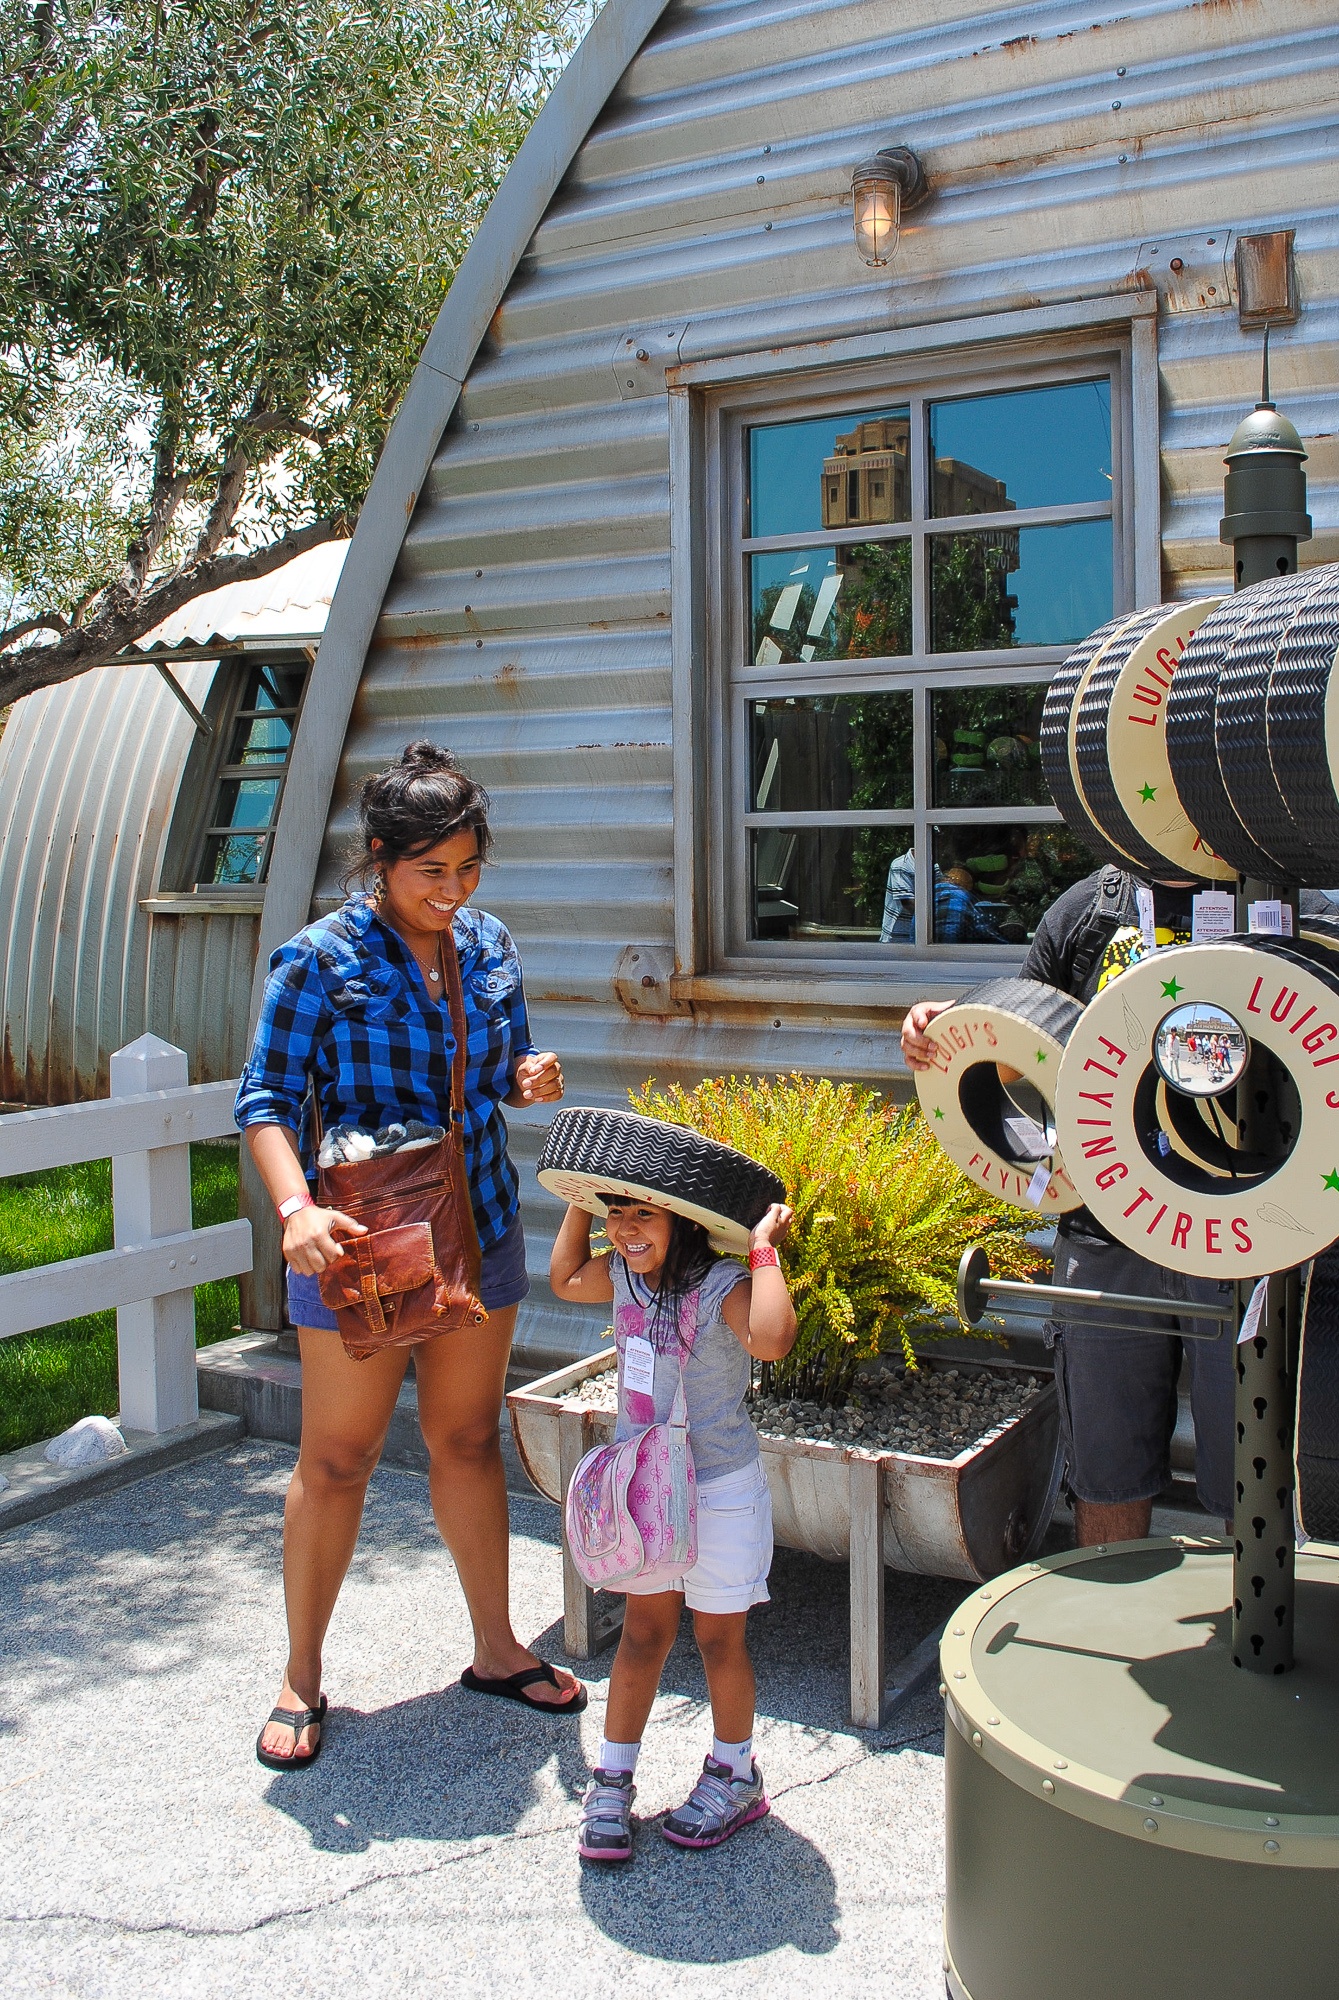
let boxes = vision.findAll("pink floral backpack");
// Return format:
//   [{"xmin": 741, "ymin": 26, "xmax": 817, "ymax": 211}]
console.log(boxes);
[{"xmin": 564, "ymin": 1291, "xmax": 698, "ymax": 1590}]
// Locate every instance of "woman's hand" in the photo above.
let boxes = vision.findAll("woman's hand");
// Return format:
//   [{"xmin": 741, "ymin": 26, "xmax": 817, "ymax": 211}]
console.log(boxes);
[
  {"xmin": 749, "ymin": 1202, "xmax": 794, "ymax": 1252},
  {"xmin": 509, "ymin": 1051, "xmax": 564, "ymax": 1105},
  {"xmin": 900, "ymin": 999, "xmax": 954, "ymax": 1072},
  {"xmin": 282, "ymin": 1203, "xmax": 367, "ymax": 1276}
]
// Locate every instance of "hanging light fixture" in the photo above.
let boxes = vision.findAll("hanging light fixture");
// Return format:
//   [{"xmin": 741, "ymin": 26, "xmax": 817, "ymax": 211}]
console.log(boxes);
[{"xmin": 851, "ymin": 147, "xmax": 928, "ymax": 267}]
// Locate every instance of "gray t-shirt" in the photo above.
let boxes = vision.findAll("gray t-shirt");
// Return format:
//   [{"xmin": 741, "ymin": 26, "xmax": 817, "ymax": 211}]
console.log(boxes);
[{"xmin": 611, "ymin": 1255, "xmax": 756, "ymax": 1485}]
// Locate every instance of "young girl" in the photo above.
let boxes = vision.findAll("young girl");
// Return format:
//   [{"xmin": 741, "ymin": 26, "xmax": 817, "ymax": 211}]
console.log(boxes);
[{"xmin": 550, "ymin": 1190, "xmax": 797, "ymax": 1861}]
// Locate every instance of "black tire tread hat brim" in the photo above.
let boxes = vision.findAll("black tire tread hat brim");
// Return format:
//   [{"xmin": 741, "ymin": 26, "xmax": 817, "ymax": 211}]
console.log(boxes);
[{"xmin": 537, "ymin": 1106, "xmax": 786, "ymax": 1255}]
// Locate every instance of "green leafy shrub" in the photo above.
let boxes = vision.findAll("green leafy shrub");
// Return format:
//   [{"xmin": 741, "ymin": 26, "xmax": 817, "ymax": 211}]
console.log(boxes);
[{"xmin": 628, "ymin": 1073, "xmax": 1045, "ymax": 1405}]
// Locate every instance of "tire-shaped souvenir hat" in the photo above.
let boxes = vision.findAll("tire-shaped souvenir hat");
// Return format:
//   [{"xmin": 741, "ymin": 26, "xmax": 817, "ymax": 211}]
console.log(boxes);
[
  {"xmin": 1070, "ymin": 600, "xmax": 1235, "ymax": 881},
  {"xmin": 1054, "ymin": 936, "xmax": 1339, "ymax": 1278},
  {"xmin": 1262, "ymin": 563, "xmax": 1339, "ymax": 881},
  {"xmin": 1039, "ymin": 610, "xmax": 1159, "ymax": 869},
  {"xmin": 1214, "ymin": 567, "xmax": 1331, "ymax": 882},
  {"xmin": 537, "ymin": 1106, "xmax": 785, "ymax": 1254},
  {"xmin": 1296, "ymin": 1243, "xmax": 1339, "ymax": 1542},
  {"xmin": 913, "ymin": 977, "xmax": 1084, "ymax": 1215},
  {"xmin": 1165, "ymin": 586, "xmax": 1297, "ymax": 879}
]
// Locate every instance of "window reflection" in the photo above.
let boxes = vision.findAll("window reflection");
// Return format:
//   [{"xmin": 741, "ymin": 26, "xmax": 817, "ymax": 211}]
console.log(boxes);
[
  {"xmin": 751, "ymin": 542, "xmax": 911, "ymax": 665},
  {"xmin": 749, "ymin": 406, "xmax": 910, "ymax": 539},
  {"xmin": 751, "ymin": 826, "xmax": 905, "ymax": 941},
  {"xmin": 931, "ymin": 685, "xmax": 1050, "ymax": 808},
  {"xmin": 930, "ymin": 826, "xmax": 1098, "ymax": 944},
  {"xmin": 929, "ymin": 521, "xmax": 1112, "ymax": 651},
  {"xmin": 750, "ymin": 693, "xmax": 913, "ymax": 813},
  {"xmin": 929, "ymin": 381, "xmax": 1112, "ymax": 514}
]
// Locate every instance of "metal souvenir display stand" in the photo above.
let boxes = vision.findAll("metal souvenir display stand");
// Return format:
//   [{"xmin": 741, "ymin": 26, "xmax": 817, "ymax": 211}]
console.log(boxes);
[{"xmin": 940, "ymin": 343, "xmax": 1339, "ymax": 2000}]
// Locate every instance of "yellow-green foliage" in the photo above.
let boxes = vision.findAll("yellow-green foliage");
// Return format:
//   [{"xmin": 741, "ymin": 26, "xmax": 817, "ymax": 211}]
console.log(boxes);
[{"xmin": 628, "ymin": 1073, "xmax": 1045, "ymax": 1404}]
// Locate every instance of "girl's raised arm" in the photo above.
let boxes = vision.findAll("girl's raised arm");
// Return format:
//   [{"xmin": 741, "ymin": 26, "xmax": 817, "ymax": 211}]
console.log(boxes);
[
  {"xmin": 550, "ymin": 1203, "xmax": 616, "ymax": 1303},
  {"xmin": 722, "ymin": 1203, "xmax": 797, "ymax": 1362}
]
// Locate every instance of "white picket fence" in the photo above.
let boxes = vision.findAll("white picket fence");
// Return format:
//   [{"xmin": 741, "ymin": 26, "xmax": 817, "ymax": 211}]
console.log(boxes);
[{"xmin": 0, "ymin": 1034, "xmax": 252, "ymax": 1434}]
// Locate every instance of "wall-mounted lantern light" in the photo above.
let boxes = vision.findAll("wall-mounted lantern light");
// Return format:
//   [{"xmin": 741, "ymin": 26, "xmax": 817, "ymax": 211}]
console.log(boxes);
[{"xmin": 851, "ymin": 147, "xmax": 928, "ymax": 267}]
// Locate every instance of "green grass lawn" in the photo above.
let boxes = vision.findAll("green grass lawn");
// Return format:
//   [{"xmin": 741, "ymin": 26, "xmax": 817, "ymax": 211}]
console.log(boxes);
[{"xmin": 0, "ymin": 1140, "xmax": 241, "ymax": 1453}]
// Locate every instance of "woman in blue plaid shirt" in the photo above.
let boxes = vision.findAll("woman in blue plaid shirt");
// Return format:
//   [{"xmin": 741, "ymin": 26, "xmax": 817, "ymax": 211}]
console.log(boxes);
[{"xmin": 239, "ymin": 743, "xmax": 585, "ymax": 1768}]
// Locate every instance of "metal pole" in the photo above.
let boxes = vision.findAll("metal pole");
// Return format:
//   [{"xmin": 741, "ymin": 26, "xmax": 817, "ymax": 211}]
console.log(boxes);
[
  {"xmin": 1223, "ymin": 333, "xmax": 1307, "ymax": 1670},
  {"xmin": 1231, "ymin": 1266, "xmax": 1298, "ymax": 1671}
]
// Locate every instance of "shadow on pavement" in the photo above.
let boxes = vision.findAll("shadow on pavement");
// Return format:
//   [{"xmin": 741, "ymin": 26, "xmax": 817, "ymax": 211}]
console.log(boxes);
[
  {"xmin": 578, "ymin": 1809, "xmax": 840, "ymax": 1962},
  {"xmin": 262, "ymin": 1678, "xmax": 593, "ymax": 1852}
]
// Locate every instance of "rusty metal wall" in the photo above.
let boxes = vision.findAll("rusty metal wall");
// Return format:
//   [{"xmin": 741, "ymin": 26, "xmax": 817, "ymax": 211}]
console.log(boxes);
[
  {"xmin": 0, "ymin": 660, "xmax": 231, "ymax": 1102},
  {"xmin": 313, "ymin": 0, "xmax": 1339, "ymax": 1364}
]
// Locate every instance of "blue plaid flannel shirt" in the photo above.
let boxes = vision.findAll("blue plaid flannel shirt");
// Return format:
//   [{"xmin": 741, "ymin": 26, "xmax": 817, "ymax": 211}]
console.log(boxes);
[{"xmin": 234, "ymin": 897, "xmax": 536, "ymax": 1250}]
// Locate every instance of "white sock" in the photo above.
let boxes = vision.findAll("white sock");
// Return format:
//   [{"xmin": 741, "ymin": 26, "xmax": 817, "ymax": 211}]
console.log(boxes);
[
  {"xmin": 713, "ymin": 1735, "xmax": 754, "ymax": 1781},
  {"xmin": 597, "ymin": 1738, "xmax": 640, "ymax": 1775}
]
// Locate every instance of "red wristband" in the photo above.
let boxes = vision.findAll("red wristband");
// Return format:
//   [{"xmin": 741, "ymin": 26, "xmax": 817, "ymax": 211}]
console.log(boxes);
[
  {"xmin": 277, "ymin": 1191, "xmax": 315, "ymax": 1222},
  {"xmin": 749, "ymin": 1245, "xmax": 780, "ymax": 1270}
]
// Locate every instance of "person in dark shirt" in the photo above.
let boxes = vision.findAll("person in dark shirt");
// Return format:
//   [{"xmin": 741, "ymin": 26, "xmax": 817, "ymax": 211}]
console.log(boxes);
[{"xmin": 901, "ymin": 865, "xmax": 1235, "ymax": 1549}]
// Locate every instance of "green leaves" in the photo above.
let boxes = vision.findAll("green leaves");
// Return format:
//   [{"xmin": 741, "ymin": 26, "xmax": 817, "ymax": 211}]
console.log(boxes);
[
  {"xmin": 0, "ymin": 0, "xmax": 595, "ymax": 697},
  {"xmin": 628, "ymin": 1072, "xmax": 1045, "ymax": 1404}
]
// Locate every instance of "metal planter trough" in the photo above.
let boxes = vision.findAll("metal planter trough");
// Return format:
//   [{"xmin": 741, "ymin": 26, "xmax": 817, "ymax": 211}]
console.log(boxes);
[{"xmin": 507, "ymin": 1350, "xmax": 1060, "ymax": 1727}]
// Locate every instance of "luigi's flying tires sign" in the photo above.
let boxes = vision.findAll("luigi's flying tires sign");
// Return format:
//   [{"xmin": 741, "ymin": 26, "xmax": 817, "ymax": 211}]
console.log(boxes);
[{"xmin": 1055, "ymin": 937, "xmax": 1339, "ymax": 1277}]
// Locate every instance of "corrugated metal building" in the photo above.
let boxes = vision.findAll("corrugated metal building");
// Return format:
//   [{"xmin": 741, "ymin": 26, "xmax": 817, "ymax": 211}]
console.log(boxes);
[
  {"xmin": 3, "ymin": 0, "xmax": 1336, "ymax": 1362},
  {"xmin": 0, "ymin": 543, "xmax": 346, "ymax": 1101}
]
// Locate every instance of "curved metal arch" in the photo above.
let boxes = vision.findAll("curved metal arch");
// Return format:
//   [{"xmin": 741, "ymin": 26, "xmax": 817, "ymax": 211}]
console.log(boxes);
[{"xmin": 251, "ymin": 0, "xmax": 676, "ymax": 1020}]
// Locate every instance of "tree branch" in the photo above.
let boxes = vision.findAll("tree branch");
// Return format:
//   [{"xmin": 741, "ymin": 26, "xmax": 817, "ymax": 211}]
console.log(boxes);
[
  {"xmin": 0, "ymin": 514, "xmax": 349, "ymax": 710},
  {"xmin": 0, "ymin": 612, "xmax": 68, "ymax": 649}
]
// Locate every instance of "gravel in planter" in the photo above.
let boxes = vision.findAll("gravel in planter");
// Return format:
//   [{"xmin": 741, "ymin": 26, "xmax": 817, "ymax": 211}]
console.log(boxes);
[{"xmin": 552, "ymin": 1360, "xmax": 1041, "ymax": 1462}]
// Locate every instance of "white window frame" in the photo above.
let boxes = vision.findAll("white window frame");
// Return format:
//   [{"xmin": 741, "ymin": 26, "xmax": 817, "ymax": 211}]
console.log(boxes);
[{"xmin": 667, "ymin": 291, "xmax": 1159, "ymax": 1002}]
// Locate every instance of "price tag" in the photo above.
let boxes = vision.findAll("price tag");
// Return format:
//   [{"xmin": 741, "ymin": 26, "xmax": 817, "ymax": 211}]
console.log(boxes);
[
  {"xmin": 622, "ymin": 1335, "xmax": 656, "ymax": 1395},
  {"xmin": 1238, "ymin": 1276, "xmax": 1268, "ymax": 1345},
  {"xmin": 1191, "ymin": 890, "xmax": 1235, "ymax": 942},
  {"xmin": 1248, "ymin": 900, "xmax": 1293, "ymax": 936},
  {"xmin": 1023, "ymin": 1161, "xmax": 1052, "ymax": 1208},
  {"xmin": 1135, "ymin": 883, "xmax": 1157, "ymax": 950}
]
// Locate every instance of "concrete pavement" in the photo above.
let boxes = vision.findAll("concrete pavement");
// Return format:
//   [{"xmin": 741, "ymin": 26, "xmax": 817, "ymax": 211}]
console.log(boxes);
[{"xmin": 0, "ymin": 1440, "xmax": 962, "ymax": 1998}]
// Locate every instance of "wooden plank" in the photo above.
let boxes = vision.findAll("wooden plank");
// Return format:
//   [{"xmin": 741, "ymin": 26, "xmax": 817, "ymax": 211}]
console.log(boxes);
[
  {"xmin": 0, "ymin": 1220, "xmax": 252, "ymax": 1340},
  {"xmin": 848, "ymin": 1455, "xmax": 886, "ymax": 1729},
  {"xmin": 558, "ymin": 1405, "xmax": 623, "ymax": 1661},
  {"xmin": 0, "ymin": 1082, "xmax": 241, "ymax": 1177}
]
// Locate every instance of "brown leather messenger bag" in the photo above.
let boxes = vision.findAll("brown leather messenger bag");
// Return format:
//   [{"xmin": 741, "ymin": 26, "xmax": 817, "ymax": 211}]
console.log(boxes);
[{"xmin": 314, "ymin": 933, "xmax": 486, "ymax": 1361}]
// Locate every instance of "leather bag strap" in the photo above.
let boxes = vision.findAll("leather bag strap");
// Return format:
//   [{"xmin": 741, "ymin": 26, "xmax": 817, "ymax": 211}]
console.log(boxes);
[{"xmin": 438, "ymin": 926, "xmax": 468, "ymax": 1123}]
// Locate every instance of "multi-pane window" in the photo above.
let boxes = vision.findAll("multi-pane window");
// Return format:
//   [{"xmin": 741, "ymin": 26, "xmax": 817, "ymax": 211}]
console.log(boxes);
[
  {"xmin": 194, "ymin": 661, "xmax": 305, "ymax": 887},
  {"xmin": 735, "ymin": 372, "xmax": 1120, "ymax": 952}
]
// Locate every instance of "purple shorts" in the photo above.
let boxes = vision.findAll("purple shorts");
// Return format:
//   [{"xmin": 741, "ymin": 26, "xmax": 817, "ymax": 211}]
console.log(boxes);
[{"xmin": 286, "ymin": 1212, "xmax": 529, "ymax": 1331}]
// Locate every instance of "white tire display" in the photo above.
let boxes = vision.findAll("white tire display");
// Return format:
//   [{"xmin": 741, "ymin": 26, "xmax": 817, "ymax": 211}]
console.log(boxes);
[
  {"xmin": 1054, "ymin": 940, "xmax": 1339, "ymax": 1278},
  {"xmin": 913, "ymin": 978, "xmax": 1084, "ymax": 1215},
  {"xmin": 1038, "ymin": 613, "xmax": 1149, "ymax": 870},
  {"xmin": 1070, "ymin": 600, "xmax": 1236, "ymax": 882}
]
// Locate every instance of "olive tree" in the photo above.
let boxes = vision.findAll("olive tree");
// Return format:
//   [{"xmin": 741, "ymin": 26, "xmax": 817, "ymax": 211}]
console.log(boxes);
[{"xmin": 0, "ymin": 0, "xmax": 592, "ymax": 706}]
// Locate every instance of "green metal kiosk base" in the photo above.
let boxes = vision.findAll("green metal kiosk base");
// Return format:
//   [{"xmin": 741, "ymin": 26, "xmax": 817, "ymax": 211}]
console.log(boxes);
[{"xmin": 941, "ymin": 1540, "xmax": 1339, "ymax": 2000}]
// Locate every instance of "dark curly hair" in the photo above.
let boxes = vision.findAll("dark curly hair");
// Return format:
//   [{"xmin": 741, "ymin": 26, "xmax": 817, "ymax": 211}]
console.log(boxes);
[{"xmin": 344, "ymin": 741, "xmax": 492, "ymax": 889}]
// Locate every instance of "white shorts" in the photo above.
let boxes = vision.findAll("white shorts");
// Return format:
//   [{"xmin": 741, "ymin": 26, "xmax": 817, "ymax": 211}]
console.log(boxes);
[{"xmin": 620, "ymin": 1457, "xmax": 774, "ymax": 1614}]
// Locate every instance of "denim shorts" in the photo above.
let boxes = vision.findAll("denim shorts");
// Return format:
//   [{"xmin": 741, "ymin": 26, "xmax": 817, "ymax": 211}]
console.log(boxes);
[
  {"xmin": 286, "ymin": 1211, "xmax": 530, "ymax": 1330},
  {"xmin": 1045, "ymin": 1230, "xmax": 1235, "ymax": 1518}
]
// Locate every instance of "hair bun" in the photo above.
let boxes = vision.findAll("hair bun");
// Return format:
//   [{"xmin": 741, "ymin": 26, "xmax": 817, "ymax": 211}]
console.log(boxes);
[{"xmin": 400, "ymin": 740, "xmax": 458, "ymax": 774}]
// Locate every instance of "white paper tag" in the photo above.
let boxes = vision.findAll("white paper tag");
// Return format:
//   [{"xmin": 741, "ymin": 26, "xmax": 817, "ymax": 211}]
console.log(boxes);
[
  {"xmin": 1023, "ymin": 1161, "xmax": 1052, "ymax": 1208},
  {"xmin": 1248, "ymin": 900, "xmax": 1293, "ymax": 936},
  {"xmin": 1238, "ymin": 1276, "xmax": 1269, "ymax": 1345},
  {"xmin": 1191, "ymin": 890, "xmax": 1235, "ymax": 942},
  {"xmin": 622, "ymin": 1334, "xmax": 656, "ymax": 1395},
  {"xmin": 1135, "ymin": 883, "xmax": 1156, "ymax": 949}
]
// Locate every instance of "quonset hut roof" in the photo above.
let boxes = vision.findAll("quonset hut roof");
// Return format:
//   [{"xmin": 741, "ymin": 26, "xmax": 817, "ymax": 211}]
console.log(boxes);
[{"xmin": 134, "ymin": 541, "xmax": 349, "ymax": 657}]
